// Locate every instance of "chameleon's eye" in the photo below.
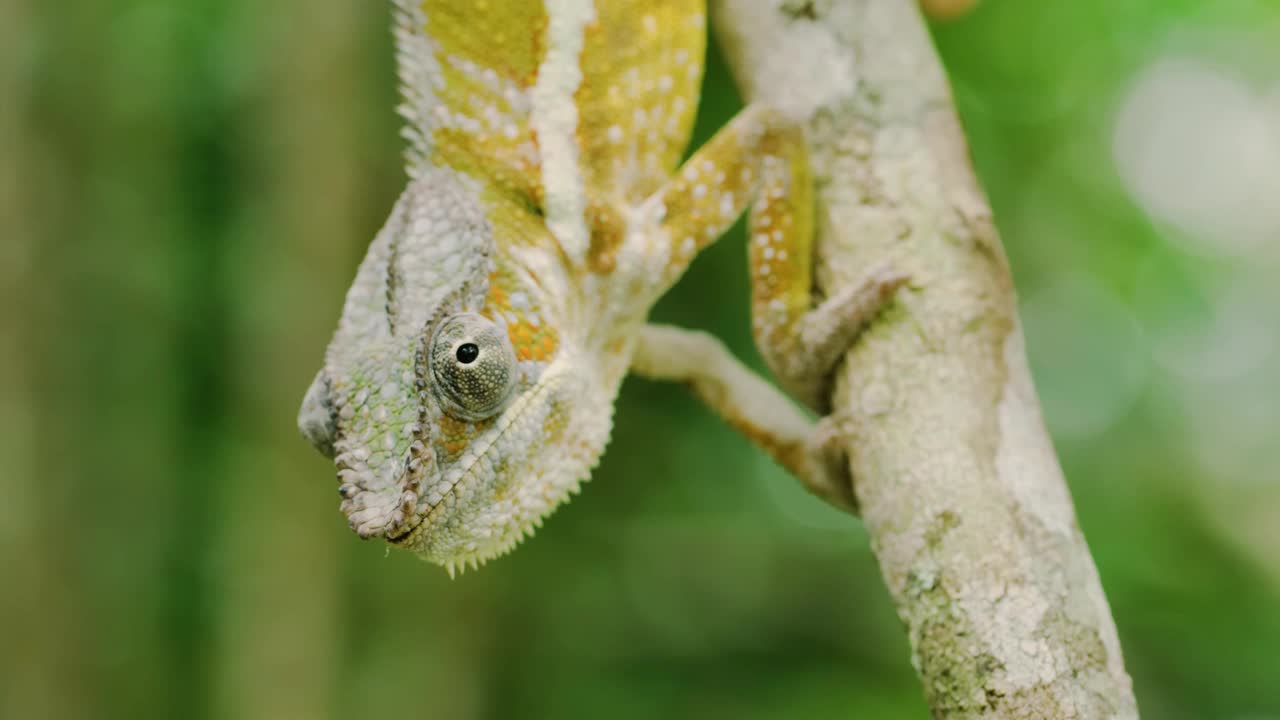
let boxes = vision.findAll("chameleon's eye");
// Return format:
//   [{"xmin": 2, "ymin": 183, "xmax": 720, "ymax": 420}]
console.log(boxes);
[
  {"xmin": 455, "ymin": 343, "xmax": 479, "ymax": 364},
  {"xmin": 428, "ymin": 313, "xmax": 517, "ymax": 420}
]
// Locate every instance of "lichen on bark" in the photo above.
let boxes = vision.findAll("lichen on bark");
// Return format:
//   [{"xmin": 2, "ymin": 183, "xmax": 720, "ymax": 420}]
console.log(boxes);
[{"xmin": 711, "ymin": 1, "xmax": 1141, "ymax": 717}]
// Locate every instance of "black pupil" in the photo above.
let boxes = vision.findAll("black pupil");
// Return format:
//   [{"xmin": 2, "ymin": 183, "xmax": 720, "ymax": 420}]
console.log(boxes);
[{"xmin": 455, "ymin": 343, "xmax": 480, "ymax": 364}]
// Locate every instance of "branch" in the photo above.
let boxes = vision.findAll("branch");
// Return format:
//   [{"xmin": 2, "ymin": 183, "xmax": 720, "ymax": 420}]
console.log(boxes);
[{"xmin": 710, "ymin": 1, "xmax": 1140, "ymax": 717}]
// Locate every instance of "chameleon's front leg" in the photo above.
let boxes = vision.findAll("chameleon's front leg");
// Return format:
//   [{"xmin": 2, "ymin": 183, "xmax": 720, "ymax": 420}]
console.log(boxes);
[
  {"xmin": 633, "ymin": 105, "xmax": 908, "ymax": 509},
  {"xmin": 652, "ymin": 105, "xmax": 908, "ymax": 409}
]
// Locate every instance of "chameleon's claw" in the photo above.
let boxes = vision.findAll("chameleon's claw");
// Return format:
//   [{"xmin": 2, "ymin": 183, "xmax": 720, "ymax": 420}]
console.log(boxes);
[{"xmin": 770, "ymin": 263, "xmax": 911, "ymax": 412}]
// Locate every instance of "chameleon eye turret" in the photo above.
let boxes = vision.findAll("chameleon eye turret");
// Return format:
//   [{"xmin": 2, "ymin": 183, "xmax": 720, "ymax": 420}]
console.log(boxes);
[{"xmin": 427, "ymin": 313, "xmax": 517, "ymax": 421}]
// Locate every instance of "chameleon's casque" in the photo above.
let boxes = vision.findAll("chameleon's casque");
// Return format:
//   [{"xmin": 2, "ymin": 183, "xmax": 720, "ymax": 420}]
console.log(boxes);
[{"xmin": 300, "ymin": 0, "xmax": 904, "ymax": 573}]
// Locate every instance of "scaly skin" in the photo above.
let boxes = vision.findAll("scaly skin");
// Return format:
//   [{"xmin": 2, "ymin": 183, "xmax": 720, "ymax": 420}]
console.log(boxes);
[{"xmin": 299, "ymin": 0, "xmax": 906, "ymax": 574}]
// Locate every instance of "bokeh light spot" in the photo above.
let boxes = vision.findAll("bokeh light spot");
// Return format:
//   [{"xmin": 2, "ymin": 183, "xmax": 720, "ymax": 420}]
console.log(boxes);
[
  {"xmin": 1113, "ymin": 55, "xmax": 1280, "ymax": 256},
  {"xmin": 1134, "ymin": 252, "xmax": 1277, "ymax": 382},
  {"xmin": 1021, "ymin": 274, "xmax": 1148, "ymax": 440}
]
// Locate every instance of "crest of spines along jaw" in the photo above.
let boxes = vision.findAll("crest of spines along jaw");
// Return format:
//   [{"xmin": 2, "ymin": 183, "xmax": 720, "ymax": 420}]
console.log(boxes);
[
  {"xmin": 332, "ymin": 324, "xmax": 441, "ymax": 545},
  {"xmin": 399, "ymin": 308, "xmax": 449, "ymax": 543}
]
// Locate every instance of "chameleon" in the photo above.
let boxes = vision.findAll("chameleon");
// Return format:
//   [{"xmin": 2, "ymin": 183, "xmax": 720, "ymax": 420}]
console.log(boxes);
[{"xmin": 298, "ymin": 0, "xmax": 908, "ymax": 575}]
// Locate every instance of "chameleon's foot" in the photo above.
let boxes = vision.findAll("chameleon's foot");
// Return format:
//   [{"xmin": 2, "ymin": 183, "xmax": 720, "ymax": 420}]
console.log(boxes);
[
  {"xmin": 771, "ymin": 263, "xmax": 911, "ymax": 411},
  {"xmin": 799, "ymin": 413, "xmax": 859, "ymax": 514}
]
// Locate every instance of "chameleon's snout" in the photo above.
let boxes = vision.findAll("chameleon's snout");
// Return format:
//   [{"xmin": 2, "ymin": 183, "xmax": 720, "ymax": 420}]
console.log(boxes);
[{"xmin": 298, "ymin": 370, "xmax": 337, "ymax": 459}]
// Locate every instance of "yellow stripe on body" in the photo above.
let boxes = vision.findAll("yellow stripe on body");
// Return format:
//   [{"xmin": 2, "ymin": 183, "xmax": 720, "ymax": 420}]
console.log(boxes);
[
  {"xmin": 575, "ymin": 1, "xmax": 706, "ymax": 204},
  {"xmin": 411, "ymin": 0, "xmax": 548, "ymax": 201}
]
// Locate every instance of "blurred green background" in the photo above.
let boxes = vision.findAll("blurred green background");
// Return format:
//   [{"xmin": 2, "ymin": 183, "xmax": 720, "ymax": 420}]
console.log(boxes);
[{"xmin": 3, "ymin": 1, "xmax": 1279, "ymax": 718}]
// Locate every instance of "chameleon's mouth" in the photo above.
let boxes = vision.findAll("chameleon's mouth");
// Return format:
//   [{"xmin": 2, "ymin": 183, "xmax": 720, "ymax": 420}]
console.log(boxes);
[
  {"xmin": 381, "ymin": 457, "xmax": 438, "ymax": 547},
  {"xmin": 383, "ymin": 456, "xmax": 428, "ymax": 546},
  {"xmin": 379, "ymin": 426, "xmax": 501, "ymax": 549},
  {"xmin": 378, "ymin": 368, "xmax": 566, "ymax": 553},
  {"xmin": 385, "ymin": 522, "xmax": 415, "ymax": 544},
  {"xmin": 379, "ymin": 441, "xmax": 473, "ymax": 548}
]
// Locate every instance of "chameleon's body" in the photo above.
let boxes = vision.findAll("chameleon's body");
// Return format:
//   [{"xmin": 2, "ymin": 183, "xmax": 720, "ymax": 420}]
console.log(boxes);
[{"xmin": 299, "ymin": 0, "xmax": 905, "ymax": 573}]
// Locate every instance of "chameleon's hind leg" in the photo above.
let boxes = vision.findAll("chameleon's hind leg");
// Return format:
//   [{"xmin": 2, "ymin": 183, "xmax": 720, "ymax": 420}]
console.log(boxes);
[
  {"xmin": 631, "ymin": 324, "xmax": 856, "ymax": 513},
  {"xmin": 634, "ymin": 105, "xmax": 908, "ymax": 509}
]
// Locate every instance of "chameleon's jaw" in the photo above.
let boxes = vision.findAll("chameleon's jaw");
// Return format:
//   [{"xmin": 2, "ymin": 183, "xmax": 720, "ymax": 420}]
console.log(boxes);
[
  {"xmin": 383, "ymin": 512, "xmax": 418, "ymax": 544},
  {"xmin": 321, "ymin": 357, "xmax": 529, "ymax": 567},
  {"xmin": 379, "ymin": 476, "xmax": 541, "ymax": 574},
  {"xmin": 377, "ymin": 439, "xmax": 544, "ymax": 571},
  {"xmin": 387, "ymin": 483, "xmax": 560, "ymax": 576},
  {"xmin": 372, "ymin": 364, "xmax": 600, "ymax": 573}
]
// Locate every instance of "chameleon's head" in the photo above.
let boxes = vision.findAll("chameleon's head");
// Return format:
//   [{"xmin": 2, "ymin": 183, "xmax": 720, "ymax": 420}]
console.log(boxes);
[{"xmin": 298, "ymin": 173, "xmax": 595, "ymax": 573}]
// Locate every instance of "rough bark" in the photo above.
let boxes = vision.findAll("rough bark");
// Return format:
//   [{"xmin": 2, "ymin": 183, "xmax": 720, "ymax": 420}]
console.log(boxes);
[{"xmin": 711, "ymin": 1, "xmax": 1140, "ymax": 717}]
